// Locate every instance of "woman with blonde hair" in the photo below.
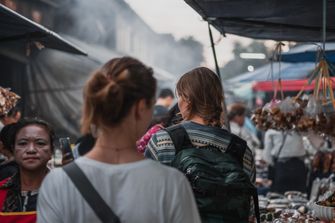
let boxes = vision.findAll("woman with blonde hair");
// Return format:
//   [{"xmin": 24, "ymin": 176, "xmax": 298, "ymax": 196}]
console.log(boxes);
[{"xmin": 37, "ymin": 57, "xmax": 200, "ymax": 223}]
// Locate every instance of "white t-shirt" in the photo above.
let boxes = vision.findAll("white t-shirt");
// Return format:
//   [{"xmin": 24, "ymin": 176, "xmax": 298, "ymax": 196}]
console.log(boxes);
[
  {"xmin": 263, "ymin": 129, "xmax": 305, "ymax": 165},
  {"xmin": 37, "ymin": 157, "xmax": 201, "ymax": 223}
]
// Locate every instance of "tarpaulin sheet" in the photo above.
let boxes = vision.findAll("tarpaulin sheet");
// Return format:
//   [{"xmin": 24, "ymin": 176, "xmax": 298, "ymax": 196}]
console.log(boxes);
[
  {"xmin": 24, "ymin": 36, "xmax": 175, "ymax": 138},
  {"xmin": 185, "ymin": 0, "xmax": 335, "ymax": 42},
  {"xmin": 0, "ymin": 4, "xmax": 86, "ymax": 55},
  {"xmin": 281, "ymin": 43, "xmax": 335, "ymax": 63}
]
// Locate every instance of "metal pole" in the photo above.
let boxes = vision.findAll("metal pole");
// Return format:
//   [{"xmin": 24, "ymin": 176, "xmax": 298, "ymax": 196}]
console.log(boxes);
[
  {"xmin": 208, "ymin": 23, "xmax": 221, "ymax": 80},
  {"xmin": 208, "ymin": 22, "xmax": 230, "ymax": 131},
  {"xmin": 323, "ymin": 0, "xmax": 327, "ymax": 51}
]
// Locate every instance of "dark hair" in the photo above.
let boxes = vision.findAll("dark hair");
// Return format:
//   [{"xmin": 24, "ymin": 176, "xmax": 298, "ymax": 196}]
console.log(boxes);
[
  {"xmin": 162, "ymin": 103, "xmax": 182, "ymax": 127},
  {"xmin": 228, "ymin": 103, "xmax": 246, "ymax": 121},
  {"xmin": 0, "ymin": 106, "xmax": 20, "ymax": 119},
  {"xmin": 158, "ymin": 88, "xmax": 174, "ymax": 99},
  {"xmin": 9, "ymin": 118, "xmax": 55, "ymax": 152},
  {"xmin": 176, "ymin": 67, "xmax": 224, "ymax": 127},
  {"xmin": 75, "ymin": 133, "xmax": 96, "ymax": 156},
  {"xmin": 149, "ymin": 103, "xmax": 182, "ymax": 128},
  {"xmin": 7, "ymin": 107, "xmax": 20, "ymax": 118},
  {"xmin": 0, "ymin": 123, "xmax": 16, "ymax": 151},
  {"xmin": 81, "ymin": 57, "xmax": 156, "ymax": 134}
]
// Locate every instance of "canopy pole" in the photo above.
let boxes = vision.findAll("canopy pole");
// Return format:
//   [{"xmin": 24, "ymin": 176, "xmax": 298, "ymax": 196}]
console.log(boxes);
[
  {"xmin": 323, "ymin": 0, "xmax": 327, "ymax": 51},
  {"xmin": 208, "ymin": 22, "xmax": 230, "ymax": 131},
  {"xmin": 208, "ymin": 23, "xmax": 221, "ymax": 80}
]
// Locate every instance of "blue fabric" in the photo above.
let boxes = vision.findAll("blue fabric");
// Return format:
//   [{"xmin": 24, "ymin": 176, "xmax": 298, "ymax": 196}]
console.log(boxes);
[
  {"xmin": 227, "ymin": 62, "xmax": 315, "ymax": 84},
  {"xmin": 281, "ymin": 51, "xmax": 335, "ymax": 63}
]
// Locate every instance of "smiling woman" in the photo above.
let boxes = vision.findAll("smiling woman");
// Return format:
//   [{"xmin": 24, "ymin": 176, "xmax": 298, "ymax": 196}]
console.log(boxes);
[{"xmin": 0, "ymin": 118, "xmax": 54, "ymax": 223}]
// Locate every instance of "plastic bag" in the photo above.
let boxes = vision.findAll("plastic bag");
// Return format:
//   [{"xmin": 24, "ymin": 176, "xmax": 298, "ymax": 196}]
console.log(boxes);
[{"xmin": 304, "ymin": 96, "xmax": 322, "ymax": 117}]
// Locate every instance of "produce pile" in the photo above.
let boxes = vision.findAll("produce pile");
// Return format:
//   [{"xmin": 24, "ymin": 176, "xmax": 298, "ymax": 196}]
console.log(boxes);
[
  {"xmin": 252, "ymin": 60, "xmax": 335, "ymax": 137},
  {"xmin": 259, "ymin": 192, "xmax": 317, "ymax": 222},
  {"xmin": 0, "ymin": 87, "xmax": 20, "ymax": 116},
  {"xmin": 312, "ymin": 150, "xmax": 335, "ymax": 175},
  {"xmin": 316, "ymin": 190, "xmax": 335, "ymax": 207}
]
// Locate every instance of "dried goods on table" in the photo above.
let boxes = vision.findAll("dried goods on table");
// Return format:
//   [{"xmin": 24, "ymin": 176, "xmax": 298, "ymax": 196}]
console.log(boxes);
[
  {"xmin": 312, "ymin": 149, "xmax": 335, "ymax": 176},
  {"xmin": 0, "ymin": 87, "xmax": 20, "ymax": 116},
  {"xmin": 317, "ymin": 190, "xmax": 335, "ymax": 207},
  {"xmin": 313, "ymin": 190, "xmax": 335, "ymax": 221},
  {"xmin": 258, "ymin": 191, "xmax": 318, "ymax": 222}
]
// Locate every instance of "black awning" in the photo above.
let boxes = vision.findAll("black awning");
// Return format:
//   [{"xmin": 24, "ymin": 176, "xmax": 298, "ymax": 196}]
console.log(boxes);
[
  {"xmin": 0, "ymin": 4, "xmax": 87, "ymax": 55},
  {"xmin": 185, "ymin": 0, "xmax": 335, "ymax": 42}
]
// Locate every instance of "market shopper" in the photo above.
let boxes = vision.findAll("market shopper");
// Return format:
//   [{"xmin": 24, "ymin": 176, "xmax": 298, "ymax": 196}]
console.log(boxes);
[
  {"xmin": 0, "ymin": 118, "xmax": 54, "ymax": 223},
  {"xmin": 145, "ymin": 67, "xmax": 257, "ymax": 222},
  {"xmin": 228, "ymin": 103, "xmax": 261, "ymax": 154},
  {"xmin": 37, "ymin": 57, "xmax": 201, "ymax": 223},
  {"xmin": 263, "ymin": 129, "xmax": 307, "ymax": 193},
  {"xmin": 137, "ymin": 103, "xmax": 182, "ymax": 153},
  {"xmin": 153, "ymin": 88, "xmax": 174, "ymax": 119}
]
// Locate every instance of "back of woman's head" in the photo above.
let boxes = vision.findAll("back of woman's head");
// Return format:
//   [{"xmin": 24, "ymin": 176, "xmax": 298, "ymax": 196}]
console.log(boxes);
[
  {"xmin": 176, "ymin": 67, "xmax": 223, "ymax": 127},
  {"xmin": 9, "ymin": 118, "xmax": 55, "ymax": 152},
  {"xmin": 82, "ymin": 57, "xmax": 156, "ymax": 134}
]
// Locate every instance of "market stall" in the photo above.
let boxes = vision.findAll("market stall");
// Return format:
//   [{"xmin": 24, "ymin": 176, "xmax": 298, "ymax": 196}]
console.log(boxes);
[{"xmin": 184, "ymin": 0, "xmax": 335, "ymax": 221}]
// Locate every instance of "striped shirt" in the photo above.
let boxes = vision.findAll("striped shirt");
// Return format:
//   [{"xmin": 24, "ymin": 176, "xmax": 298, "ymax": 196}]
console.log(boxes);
[{"xmin": 145, "ymin": 121, "xmax": 256, "ymax": 183}]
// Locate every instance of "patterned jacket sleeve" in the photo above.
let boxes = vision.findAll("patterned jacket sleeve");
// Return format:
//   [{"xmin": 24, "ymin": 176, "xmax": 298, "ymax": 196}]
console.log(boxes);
[
  {"xmin": 243, "ymin": 146, "xmax": 256, "ymax": 184},
  {"xmin": 145, "ymin": 130, "xmax": 176, "ymax": 165}
]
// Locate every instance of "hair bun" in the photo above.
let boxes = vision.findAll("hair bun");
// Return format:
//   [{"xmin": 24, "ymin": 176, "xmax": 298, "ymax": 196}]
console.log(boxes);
[
  {"xmin": 81, "ymin": 57, "xmax": 156, "ymax": 134},
  {"xmin": 85, "ymin": 71, "xmax": 124, "ymax": 121},
  {"xmin": 99, "ymin": 80, "xmax": 123, "ymax": 105}
]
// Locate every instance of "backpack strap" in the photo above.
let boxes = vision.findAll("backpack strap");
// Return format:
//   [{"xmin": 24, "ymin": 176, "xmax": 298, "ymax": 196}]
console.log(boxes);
[
  {"xmin": 63, "ymin": 162, "xmax": 121, "ymax": 223},
  {"xmin": 227, "ymin": 136, "xmax": 260, "ymax": 222},
  {"xmin": 166, "ymin": 124, "xmax": 248, "ymax": 166},
  {"xmin": 252, "ymin": 188, "xmax": 261, "ymax": 223},
  {"xmin": 166, "ymin": 125, "xmax": 260, "ymax": 222},
  {"xmin": 225, "ymin": 134, "xmax": 247, "ymax": 167},
  {"xmin": 165, "ymin": 124, "xmax": 193, "ymax": 154}
]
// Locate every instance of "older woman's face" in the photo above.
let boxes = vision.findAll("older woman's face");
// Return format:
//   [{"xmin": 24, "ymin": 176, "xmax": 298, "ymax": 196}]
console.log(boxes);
[{"xmin": 14, "ymin": 124, "xmax": 52, "ymax": 171}]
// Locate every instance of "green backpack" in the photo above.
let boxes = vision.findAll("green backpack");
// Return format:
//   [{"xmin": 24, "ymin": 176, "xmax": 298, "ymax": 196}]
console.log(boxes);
[{"xmin": 165, "ymin": 125, "xmax": 260, "ymax": 223}]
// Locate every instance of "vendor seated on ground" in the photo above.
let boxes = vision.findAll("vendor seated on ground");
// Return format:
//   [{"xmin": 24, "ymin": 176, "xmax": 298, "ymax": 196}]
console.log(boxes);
[{"xmin": 0, "ymin": 118, "xmax": 54, "ymax": 223}]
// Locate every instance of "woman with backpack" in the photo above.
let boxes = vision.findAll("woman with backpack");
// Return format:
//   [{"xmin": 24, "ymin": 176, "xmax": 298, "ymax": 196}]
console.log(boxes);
[
  {"xmin": 145, "ymin": 67, "xmax": 258, "ymax": 222},
  {"xmin": 37, "ymin": 57, "xmax": 201, "ymax": 223}
]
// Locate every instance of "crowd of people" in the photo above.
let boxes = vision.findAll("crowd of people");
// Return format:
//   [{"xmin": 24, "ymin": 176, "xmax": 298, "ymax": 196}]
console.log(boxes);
[{"xmin": 0, "ymin": 56, "xmax": 317, "ymax": 223}]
